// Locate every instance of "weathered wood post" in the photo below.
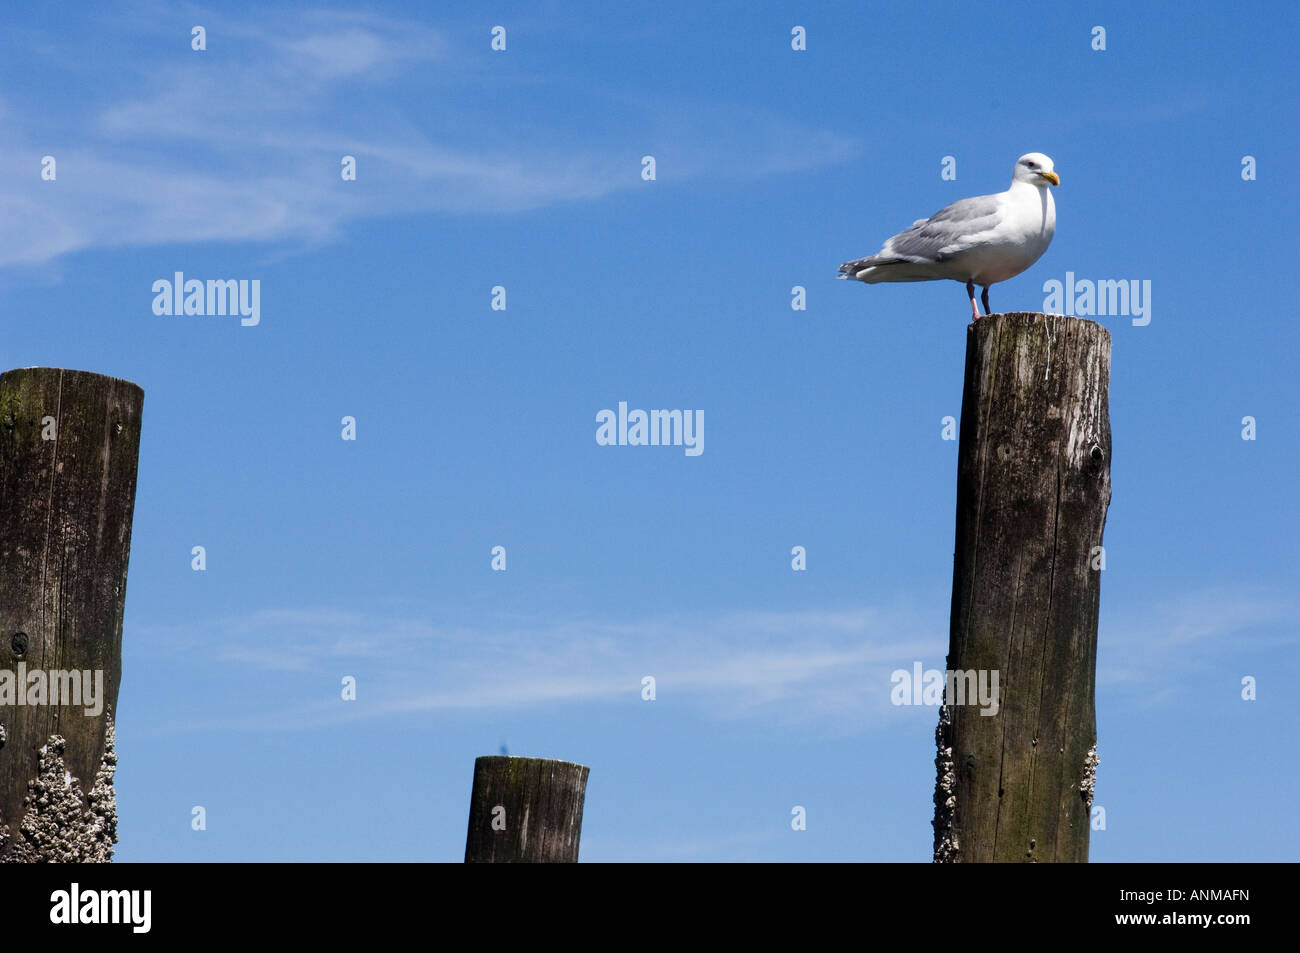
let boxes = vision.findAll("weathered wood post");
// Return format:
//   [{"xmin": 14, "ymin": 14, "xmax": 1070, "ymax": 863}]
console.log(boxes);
[
  {"xmin": 0, "ymin": 368, "xmax": 144, "ymax": 862},
  {"xmin": 933, "ymin": 313, "xmax": 1110, "ymax": 863},
  {"xmin": 465, "ymin": 756, "xmax": 589, "ymax": 862}
]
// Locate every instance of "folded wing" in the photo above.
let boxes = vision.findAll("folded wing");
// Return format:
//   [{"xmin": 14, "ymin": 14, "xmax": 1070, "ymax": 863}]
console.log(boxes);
[{"xmin": 839, "ymin": 193, "xmax": 1002, "ymax": 280}]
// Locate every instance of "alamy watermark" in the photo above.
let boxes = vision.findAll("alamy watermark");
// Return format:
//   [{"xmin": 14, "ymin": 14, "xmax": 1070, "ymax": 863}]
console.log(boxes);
[
  {"xmin": 1042, "ymin": 271, "xmax": 1151, "ymax": 326},
  {"xmin": 0, "ymin": 663, "xmax": 105, "ymax": 716},
  {"xmin": 152, "ymin": 272, "xmax": 260, "ymax": 326},
  {"xmin": 50, "ymin": 883, "xmax": 150, "ymax": 933},
  {"xmin": 891, "ymin": 662, "xmax": 1000, "ymax": 716},
  {"xmin": 596, "ymin": 401, "xmax": 703, "ymax": 456}
]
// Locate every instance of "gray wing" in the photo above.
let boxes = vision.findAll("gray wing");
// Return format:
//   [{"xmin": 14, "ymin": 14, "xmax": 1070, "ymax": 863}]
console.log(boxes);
[{"xmin": 850, "ymin": 193, "xmax": 1003, "ymax": 270}]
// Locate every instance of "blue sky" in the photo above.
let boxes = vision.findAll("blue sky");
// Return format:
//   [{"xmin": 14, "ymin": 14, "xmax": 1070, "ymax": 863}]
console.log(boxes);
[{"xmin": 1, "ymin": 0, "xmax": 1296, "ymax": 861}]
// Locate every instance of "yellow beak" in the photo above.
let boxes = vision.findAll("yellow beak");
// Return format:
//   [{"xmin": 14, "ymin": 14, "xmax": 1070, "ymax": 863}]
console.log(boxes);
[{"xmin": 1039, "ymin": 171, "xmax": 1060, "ymax": 186}]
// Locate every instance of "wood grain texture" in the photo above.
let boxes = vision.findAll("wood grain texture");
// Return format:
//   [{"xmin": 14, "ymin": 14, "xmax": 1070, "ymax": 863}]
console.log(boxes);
[
  {"xmin": 934, "ymin": 314, "xmax": 1110, "ymax": 863},
  {"xmin": 465, "ymin": 756, "xmax": 589, "ymax": 863},
  {"xmin": 0, "ymin": 368, "xmax": 143, "ymax": 861}
]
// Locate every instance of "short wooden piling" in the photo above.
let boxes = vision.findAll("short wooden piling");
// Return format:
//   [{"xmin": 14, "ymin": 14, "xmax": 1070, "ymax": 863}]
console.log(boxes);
[
  {"xmin": 0, "ymin": 368, "xmax": 144, "ymax": 862},
  {"xmin": 465, "ymin": 756, "xmax": 589, "ymax": 862}
]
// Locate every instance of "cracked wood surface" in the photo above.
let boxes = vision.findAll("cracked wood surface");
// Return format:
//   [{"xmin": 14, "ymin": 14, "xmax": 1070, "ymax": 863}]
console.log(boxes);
[
  {"xmin": 465, "ymin": 756, "xmax": 589, "ymax": 863},
  {"xmin": 0, "ymin": 368, "xmax": 143, "ymax": 861},
  {"xmin": 935, "ymin": 314, "xmax": 1110, "ymax": 863}
]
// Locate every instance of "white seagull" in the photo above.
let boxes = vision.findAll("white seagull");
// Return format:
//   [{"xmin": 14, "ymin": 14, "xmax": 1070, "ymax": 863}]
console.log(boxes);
[{"xmin": 838, "ymin": 153, "xmax": 1058, "ymax": 321}]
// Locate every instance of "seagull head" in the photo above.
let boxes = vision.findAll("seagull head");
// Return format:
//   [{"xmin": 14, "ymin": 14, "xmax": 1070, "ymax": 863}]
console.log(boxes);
[{"xmin": 1014, "ymin": 152, "xmax": 1059, "ymax": 187}]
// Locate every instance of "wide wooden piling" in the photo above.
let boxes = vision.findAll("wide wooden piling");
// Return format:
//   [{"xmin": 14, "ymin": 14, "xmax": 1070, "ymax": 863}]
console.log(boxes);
[
  {"xmin": 465, "ymin": 756, "xmax": 589, "ymax": 862},
  {"xmin": 0, "ymin": 368, "xmax": 144, "ymax": 862},
  {"xmin": 934, "ymin": 314, "xmax": 1111, "ymax": 863}
]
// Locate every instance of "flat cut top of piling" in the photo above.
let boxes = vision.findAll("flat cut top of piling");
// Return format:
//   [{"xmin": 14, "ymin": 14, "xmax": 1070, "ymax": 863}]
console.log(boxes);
[
  {"xmin": 2, "ymin": 366, "xmax": 144, "ymax": 392},
  {"xmin": 974, "ymin": 311, "xmax": 1111, "ymax": 344},
  {"xmin": 474, "ymin": 755, "xmax": 589, "ymax": 769}
]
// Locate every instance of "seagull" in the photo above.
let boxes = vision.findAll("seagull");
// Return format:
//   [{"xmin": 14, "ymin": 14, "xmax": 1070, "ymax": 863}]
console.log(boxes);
[{"xmin": 838, "ymin": 153, "xmax": 1058, "ymax": 321}]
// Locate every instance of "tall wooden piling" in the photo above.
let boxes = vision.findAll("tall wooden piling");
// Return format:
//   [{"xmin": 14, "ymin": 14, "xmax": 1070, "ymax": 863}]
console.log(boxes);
[
  {"xmin": 0, "ymin": 368, "xmax": 144, "ymax": 862},
  {"xmin": 934, "ymin": 314, "xmax": 1111, "ymax": 863},
  {"xmin": 465, "ymin": 756, "xmax": 589, "ymax": 862}
]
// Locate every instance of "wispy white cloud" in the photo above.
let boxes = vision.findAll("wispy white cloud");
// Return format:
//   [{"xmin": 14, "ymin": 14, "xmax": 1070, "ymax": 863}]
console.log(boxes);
[
  {"xmin": 128, "ymin": 580, "xmax": 1298, "ymax": 737},
  {"xmin": 133, "ymin": 604, "xmax": 939, "ymax": 735},
  {"xmin": 1098, "ymin": 587, "xmax": 1298, "ymax": 692},
  {"xmin": 0, "ymin": 7, "xmax": 858, "ymax": 268}
]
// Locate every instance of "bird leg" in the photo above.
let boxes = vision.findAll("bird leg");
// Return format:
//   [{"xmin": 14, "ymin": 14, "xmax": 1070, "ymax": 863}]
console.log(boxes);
[
  {"xmin": 981, "ymin": 286, "xmax": 991, "ymax": 316},
  {"xmin": 966, "ymin": 280, "xmax": 980, "ymax": 321}
]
